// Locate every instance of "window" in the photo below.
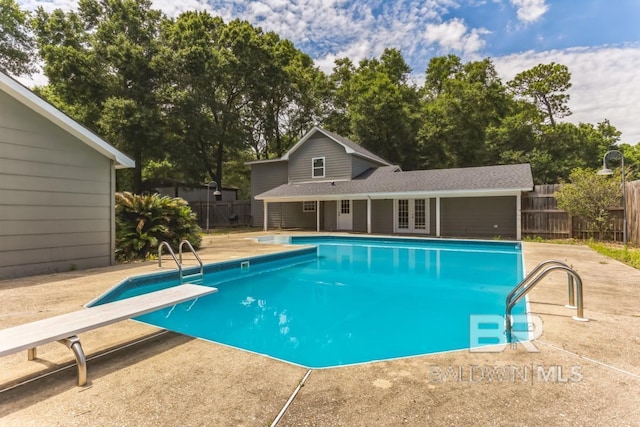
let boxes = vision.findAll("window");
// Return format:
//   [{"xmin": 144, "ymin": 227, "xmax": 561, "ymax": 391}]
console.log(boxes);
[
  {"xmin": 312, "ymin": 157, "xmax": 325, "ymax": 178},
  {"xmin": 303, "ymin": 201, "xmax": 317, "ymax": 212}
]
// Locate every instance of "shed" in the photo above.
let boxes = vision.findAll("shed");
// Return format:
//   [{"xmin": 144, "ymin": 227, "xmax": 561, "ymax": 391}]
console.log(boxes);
[{"xmin": 0, "ymin": 71, "xmax": 134, "ymax": 279}]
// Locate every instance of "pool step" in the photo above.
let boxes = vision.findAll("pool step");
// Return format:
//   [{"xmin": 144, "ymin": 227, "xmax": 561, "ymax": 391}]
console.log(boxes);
[
  {"xmin": 182, "ymin": 273, "xmax": 203, "ymax": 284},
  {"xmin": 158, "ymin": 240, "xmax": 205, "ymax": 286}
]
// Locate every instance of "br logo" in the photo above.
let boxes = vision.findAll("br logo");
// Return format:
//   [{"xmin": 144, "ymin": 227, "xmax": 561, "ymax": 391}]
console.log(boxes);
[{"xmin": 469, "ymin": 314, "xmax": 543, "ymax": 352}]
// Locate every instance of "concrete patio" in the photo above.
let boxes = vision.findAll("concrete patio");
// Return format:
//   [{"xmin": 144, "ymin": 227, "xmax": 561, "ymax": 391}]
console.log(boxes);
[{"xmin": 0, "ymin": 232, "xmax": 639, "ymax": 426}]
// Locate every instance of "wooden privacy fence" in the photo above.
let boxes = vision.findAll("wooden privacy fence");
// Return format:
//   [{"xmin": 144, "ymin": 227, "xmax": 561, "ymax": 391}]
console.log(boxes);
[
  {"xmin": 190, "ymin": 200, "xmax": 252, "ymax": 230},
  {"xmin": 521, "ymin": 183, "xmax": 636, "ymax": 243}
]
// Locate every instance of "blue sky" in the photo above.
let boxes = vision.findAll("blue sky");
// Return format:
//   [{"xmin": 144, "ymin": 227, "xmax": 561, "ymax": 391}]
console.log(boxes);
[{"xmin": 18, "ymin": 0, "xmax": 640, "ymax": 144}]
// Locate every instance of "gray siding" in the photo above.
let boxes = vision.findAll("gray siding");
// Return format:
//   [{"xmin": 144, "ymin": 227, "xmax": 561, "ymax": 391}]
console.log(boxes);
[
  {"xmin": 0, "ymin": 91, "xmax": 113, "ymax": 279},
  {"xmin": 351, "ymin": 156, "xmax": 379, "ymax": 178},
  {"xmin": 441, "ymin": 196, "xmax": 516, "ymax": 238},
  {"xmin": 371, "ymin": 199, "xmax": 393, "ymax": 234},
  {"xmin": 279, "ymin": 202, "xmax": 317, "ymax": 229},
  {"xmin": 250, "ymin": 161, "xmax": 288, "ymax": 228},
  {"xmin": 429, "ymin": 198, "xmax": 436, "ymax": 234},
  {"xmin": 288, "ymin": 134, "xmax": 351, "ymax": 183},
  {"xmin": 352, "ymin": 200, "xmax": 367, "ymax": 232},
  {"xmin": 323, "ymin": 201, "xmax": 337, "ymax": 231}
]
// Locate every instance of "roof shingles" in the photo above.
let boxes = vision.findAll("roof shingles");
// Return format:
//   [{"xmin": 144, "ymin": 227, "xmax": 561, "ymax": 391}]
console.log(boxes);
[{"xmin": 256, "ymin": 164, "xmax": 533, "ymax": 200}]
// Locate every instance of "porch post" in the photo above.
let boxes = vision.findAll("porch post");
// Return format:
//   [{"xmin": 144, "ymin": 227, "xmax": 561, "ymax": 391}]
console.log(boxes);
[
  {"xmin": 516, "ymin": 192, "xmax": 522, "ymax": 240},
  {"xmin": 316, "ymin": 200, "xmax": 320, "ymax": 232},
  {"xmin": 263, "ymin": 201, "xmax": 268, "ymax": 232},
  {"xmin": 435, "ymin": 197, "xmax": 441, "ymax": 237},
  {"xmin": 367, "ymin": 197, "xmax": 372, "ymax": 234}
]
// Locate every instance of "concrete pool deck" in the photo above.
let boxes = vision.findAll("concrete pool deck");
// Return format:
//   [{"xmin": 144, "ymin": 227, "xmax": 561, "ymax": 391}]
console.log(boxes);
[{"xmin": 0, "ymin": 232, "xmax": 639, "ymax": 426}]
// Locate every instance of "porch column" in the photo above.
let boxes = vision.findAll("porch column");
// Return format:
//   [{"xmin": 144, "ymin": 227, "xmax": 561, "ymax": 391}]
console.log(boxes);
[
  {"xmin": 316, "ymin": 200, "xmax": 320, "ymax": 232},
  {"xmin": 516, "ymin": 193, "xmax": 522, "ymax": 240},
  {"xmin": 367, "ymin": 197, "xmax": 372, "ymax": 234},
  {"xmin": 435, "ymin": 197, "xmax": 441, "ymax": 237},
  {"xmin": 263, "ymin": 201, "xmax": 268, "ymax": 232}
]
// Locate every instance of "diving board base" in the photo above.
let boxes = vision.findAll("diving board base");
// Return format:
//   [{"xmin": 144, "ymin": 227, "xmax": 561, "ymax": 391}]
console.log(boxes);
[{"xmin": 0, "ymin": 284, "xmax": 217, "ymax": 387}]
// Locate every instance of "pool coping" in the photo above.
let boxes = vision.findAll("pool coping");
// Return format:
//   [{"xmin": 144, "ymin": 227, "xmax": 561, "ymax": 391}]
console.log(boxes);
[{"xmin": 1, "ymin": 231, "xmax": 639, "ymax": 426}]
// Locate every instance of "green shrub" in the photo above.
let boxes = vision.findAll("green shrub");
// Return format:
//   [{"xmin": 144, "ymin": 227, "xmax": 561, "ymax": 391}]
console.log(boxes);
[{"xmin": 115, "ymin": 192, "xmax": 202, "ymax": 261}]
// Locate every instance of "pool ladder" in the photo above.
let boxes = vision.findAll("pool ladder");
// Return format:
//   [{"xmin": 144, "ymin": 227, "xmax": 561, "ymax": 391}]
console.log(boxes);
[
  {"xmin": 158, "ymin": 240, "xmax": 204, "ymax": 285},
  {"xmin": 505, "ymin": 260, "xmax": 589, "ymax": 342}
]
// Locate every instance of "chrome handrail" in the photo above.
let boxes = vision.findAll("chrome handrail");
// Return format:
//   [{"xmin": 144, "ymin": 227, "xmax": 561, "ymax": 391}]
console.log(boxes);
[
  {"xmin": 158, "ymin": 241, "xmax": 182, "ymax": 276},
  {"xmin": 506, "ymin": 260, "xmax": 576, "ymax": 308},
  {"xmin": 179, "ymin": 240, "xmax": 204, "ymax": 279},
  {"xmin": 158, "ymin": 240, "xmax": 203, "ymax": 285},
  {"xmin": 506, "ymin": 260, "xmax": 588, "ymax": 341}
]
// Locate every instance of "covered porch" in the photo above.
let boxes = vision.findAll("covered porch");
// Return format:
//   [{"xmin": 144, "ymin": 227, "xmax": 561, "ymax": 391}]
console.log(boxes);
[{"xmin": 259, "ymin": 190, "xmax": 524, "ymax": 240}]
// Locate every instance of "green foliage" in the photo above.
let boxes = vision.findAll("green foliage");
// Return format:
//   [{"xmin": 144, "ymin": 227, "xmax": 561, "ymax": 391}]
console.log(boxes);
[
  {"xmin": 115, "ymin": 192, "xmax": 201, "ymax": 261},
  {"xmin": 32, "ymin": 0, "xmax": 167, "ymax": 192},
  {"xmin": 554, "ymin": 168, "xmax": 622, "ymax": 236},
  {"xmin": 0, "ymin": 0, "xmax": 35, "ymax": 76},
  {"xmin": 587, "ymin": 241, "xmax": 640, "ymax": 269},
  {"xmin": 508, "ymin": 62, "xmax": 572, "ymax": 126}
]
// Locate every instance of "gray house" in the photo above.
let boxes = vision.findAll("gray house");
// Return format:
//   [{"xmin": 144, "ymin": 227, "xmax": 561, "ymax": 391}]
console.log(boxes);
[
  {"xmin": 0, "ymin": 71, "xmax": 134, "ymax": 279},
  {"xmin": 249, "ymin": 127, "xmax": 533, "ymax": 239}
]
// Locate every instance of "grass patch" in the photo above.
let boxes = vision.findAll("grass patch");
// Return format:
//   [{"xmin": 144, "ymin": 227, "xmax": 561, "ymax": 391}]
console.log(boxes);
[{"xmin": 587, "ymin": 241, "xmax": 640, "ymax": 269}]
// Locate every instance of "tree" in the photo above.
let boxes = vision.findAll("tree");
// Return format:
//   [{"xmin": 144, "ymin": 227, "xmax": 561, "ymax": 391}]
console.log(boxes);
[
  {"xmin": 508, "ymin": 62, "xmax": 571, "ymax": 126},
  {"xmin": 32, "ymin": 0, "xmax": 167, "ymax": 192},
  {"xmin": 329, "ymin": 49, "xmax": 420, "ymax": 169},
  {"xmin": 0, "ymin": 0, "xmax": 35, "ymax": 76},
  {"xmin": 555, "ymin": 168, "xmax": 621, "ymax": 237},
  {"xmin": 418, "ymin": 56, "xmax": 509, "ymax": 169}
]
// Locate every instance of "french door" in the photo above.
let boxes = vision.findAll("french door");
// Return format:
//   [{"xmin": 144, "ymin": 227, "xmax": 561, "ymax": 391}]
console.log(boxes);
[{"xmin": 394, "ymin": 199, "xmax": 429, "ymax": 233}]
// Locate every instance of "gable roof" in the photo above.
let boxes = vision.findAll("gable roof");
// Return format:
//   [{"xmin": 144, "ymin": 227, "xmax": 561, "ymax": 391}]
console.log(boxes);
[
  {"xmin": 256, "ymin": 163, "xmax": 534, "ymax": 201},
  {"xmin": 0, "ymin": 71, "xmax": 135, "ymax": 169},
  {"xmin": 246, "ymin": 126, "xmax": 393, "ymax": 166}
]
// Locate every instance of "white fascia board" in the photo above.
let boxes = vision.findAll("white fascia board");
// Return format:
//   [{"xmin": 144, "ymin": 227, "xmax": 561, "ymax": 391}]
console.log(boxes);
[
  {"xmin": 245, "ymin": 158, "xmax": 287, "ymax": 165},
  {"xmin": 0, "ymin": 72, "xmax": 135, "ymax": 169},
  {"xmin": 256, "ymin": 188, "xmax": 530, "ymax": 203}
]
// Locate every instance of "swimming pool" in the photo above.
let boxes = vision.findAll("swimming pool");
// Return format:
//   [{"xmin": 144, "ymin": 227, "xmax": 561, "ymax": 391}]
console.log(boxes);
[{"xmin": 90, "ymin": 236, "xmax": 526, "ymax": 368}]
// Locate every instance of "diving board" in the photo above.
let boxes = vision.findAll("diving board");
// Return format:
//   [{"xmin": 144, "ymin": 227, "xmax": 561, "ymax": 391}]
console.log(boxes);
[{"xmin": 0, "ymin": 284, "xmax": 217, "ymax": 386}]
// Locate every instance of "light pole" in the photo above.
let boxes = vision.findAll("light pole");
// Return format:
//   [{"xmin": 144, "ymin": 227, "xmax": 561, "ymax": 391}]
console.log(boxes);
[
  {"xmin": 206, "ymin": 181, "xmax": 222, "ymax": 233},
  {"xmin": 598, "ymin": 150, "xmax": 626, "ymax": 245}
]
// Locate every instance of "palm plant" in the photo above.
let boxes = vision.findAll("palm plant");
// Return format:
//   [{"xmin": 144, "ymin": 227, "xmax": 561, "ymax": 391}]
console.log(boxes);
[{"xmin": 115, "ymin": 192, "xmax": 202, "ymax": 261}]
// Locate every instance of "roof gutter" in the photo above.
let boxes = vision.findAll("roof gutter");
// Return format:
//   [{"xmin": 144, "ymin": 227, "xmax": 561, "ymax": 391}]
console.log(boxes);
[{"xmin": 256, "ymin": 187, "xmax": 532, "ymax": 203}]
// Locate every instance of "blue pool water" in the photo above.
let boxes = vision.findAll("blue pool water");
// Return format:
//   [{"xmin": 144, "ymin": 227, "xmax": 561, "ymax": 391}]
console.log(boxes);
[{"xmin": 91, "ymin": 236, "xmax": 525, "ymax": 368}]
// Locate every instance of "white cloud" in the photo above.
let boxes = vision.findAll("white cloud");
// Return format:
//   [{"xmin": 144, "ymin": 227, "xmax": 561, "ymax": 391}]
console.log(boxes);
[
  {"xmin": 424, "ymin": 18, "xmax": 489, "ymax": 54},
  {"xmin": 510, "ymin": 0, "xmax": 549, "ymax": 23},
  {"xmin": 494, "ymin": 44, "xmax": 640, "ymax": 144}
]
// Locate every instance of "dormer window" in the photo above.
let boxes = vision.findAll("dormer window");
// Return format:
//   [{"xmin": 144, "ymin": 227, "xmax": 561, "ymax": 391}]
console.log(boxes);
[{"xmin": 312, "ymin": 157, "xmax": 325, "ymax": 178}]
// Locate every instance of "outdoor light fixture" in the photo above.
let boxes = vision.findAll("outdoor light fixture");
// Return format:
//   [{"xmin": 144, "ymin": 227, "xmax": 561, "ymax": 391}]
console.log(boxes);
[
  {"xmin": 206, "ymin": 181, "xmax": 222, "ymax": 233},
  {"xmin": 598, "ymin": 150, "xmax": 626, "ymax": 245}
]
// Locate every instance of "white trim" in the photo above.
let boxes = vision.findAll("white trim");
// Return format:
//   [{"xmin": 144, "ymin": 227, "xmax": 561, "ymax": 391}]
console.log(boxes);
[
  {"xmin": 367, "ymin": 197, "xmax": 372, "ymax": 234},
  {"xmin": 302, "ymin": 200, "xmax": 317, "ymax": 212},
  {"xmin": 316, "ymin": 201, "xmax": 320, "ymax": 232},
  {"xmin": 263, "ymin": 201, "xmax": 268, "ymax": 232},
  {"xmin": 0, "ymin": 71, "xmax": 135, "ymax": 169},
  {"xmin": 281, "ymin": 126, "xmax": 392, "ymax": 165},
  {"xmin": 256, "ymin": 189, "xmax": 529, "ymax": 202},
  {"xmin": 516, "ymin": 192, "xmax": 522, "ymax": 240},
  {"xmin": 245, "ymin": 158, "xmax": 287, "ymax": 165},
  {"xmin": 436, "ymin": 196, "xmax": 441, "ymax": 237},
  {"xmin": 311, "ymin": 156, "xmax": 325, "ymax": 178},
  {"xmin": 393, "ymin": 198, "xmax": 430, "ymax": 234}
]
